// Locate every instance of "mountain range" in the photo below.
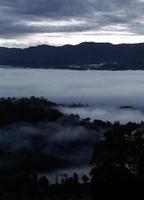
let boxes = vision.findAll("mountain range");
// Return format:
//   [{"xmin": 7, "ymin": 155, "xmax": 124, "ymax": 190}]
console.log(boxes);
[{"xmin": 0, "ymin": 42, "xmax": 144, "ymax": 70}]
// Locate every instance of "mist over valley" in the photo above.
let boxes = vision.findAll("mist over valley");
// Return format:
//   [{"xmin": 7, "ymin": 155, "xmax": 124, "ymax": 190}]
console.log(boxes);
[{"xmin": 0, "ymin": 68, "xmax": 144, "ymax": 123}]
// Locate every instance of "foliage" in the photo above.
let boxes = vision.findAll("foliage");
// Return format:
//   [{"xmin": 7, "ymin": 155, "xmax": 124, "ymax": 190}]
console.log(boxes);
[
  {"xmin": 91, "ymin": 122, "xmax": 144, "ymax": 183},
  {"xmin": 0, "ymin": 97, "xmax": 62, "ymax": 125}
]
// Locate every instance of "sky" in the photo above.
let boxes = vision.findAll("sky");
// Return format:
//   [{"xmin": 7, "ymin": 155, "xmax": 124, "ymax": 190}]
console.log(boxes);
[
  {"xmin": 0, "ymin": 0, "xmax": 144, "ymax": 47},
  {"xmin": 1, "ymin": 68, "xmax": 144, "ymax": 123}
]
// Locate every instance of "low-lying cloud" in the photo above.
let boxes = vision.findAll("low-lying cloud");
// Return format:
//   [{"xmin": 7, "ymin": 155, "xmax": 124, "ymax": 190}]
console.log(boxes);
[
  {"xmin": 1, "ymin": 68, "xmax": 144, "ymax": 122},
  {"xmin": 60, "ymin": 106, "xmax": 144, "ymax": 124},
  {"xmin": 0, "ymin": 122, "xmax": 99, "ymax": 173}
]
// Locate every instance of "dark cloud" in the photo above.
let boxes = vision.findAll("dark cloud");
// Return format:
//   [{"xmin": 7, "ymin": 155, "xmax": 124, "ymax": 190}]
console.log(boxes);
[{"xmin": 0, "ymin": 0, "xmax": 143, "ymax": 40}]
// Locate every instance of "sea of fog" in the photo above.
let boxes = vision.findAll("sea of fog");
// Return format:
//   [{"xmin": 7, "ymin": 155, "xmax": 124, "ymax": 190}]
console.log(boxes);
[{"xmin": 1, "ymin": 67, "xmax": 144, "ymax": 123}]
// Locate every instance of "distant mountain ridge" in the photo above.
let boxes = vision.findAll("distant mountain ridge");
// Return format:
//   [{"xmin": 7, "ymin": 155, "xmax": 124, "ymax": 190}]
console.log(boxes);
[{"xmin": 0, "ymin": 42, "xmax": 144, "ymax": 70}]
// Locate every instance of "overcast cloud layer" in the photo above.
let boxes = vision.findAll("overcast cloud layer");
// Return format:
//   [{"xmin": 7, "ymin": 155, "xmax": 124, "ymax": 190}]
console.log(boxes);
[
  {"xmin": 0, "ymin": 0, "xmax": 144, "ymax": 47},
  {"xmin": 1, "ymin": 68, "xmax": 144, "ymax": 122}
]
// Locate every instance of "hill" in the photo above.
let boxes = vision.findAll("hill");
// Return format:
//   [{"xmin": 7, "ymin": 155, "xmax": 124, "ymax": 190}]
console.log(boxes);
[{"xmin": 0, "ymin": 42, "xmax": 144, "ymax": 70}]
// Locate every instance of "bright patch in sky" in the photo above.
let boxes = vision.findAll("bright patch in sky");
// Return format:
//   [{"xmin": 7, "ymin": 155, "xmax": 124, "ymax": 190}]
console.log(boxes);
[{"xmin": 0, "ymin": 0, "xmax": 143, "ymax": 47}]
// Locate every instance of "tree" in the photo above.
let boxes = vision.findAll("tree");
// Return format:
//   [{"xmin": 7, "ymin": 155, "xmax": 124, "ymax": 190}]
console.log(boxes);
[
  {"xmin": 91, "ymin": 125, "xmax": 144, "ymax": 183},
  {"xmin": 73, "ymin": 173, "xmax": 79, "ymax": 184},
  {"xmin": 82, "ymin": 175, "xmax": 89, "ymax": 184},
  {"xmin": 38, "ymin": 176, "xmax": 49, "ymax": 187}
]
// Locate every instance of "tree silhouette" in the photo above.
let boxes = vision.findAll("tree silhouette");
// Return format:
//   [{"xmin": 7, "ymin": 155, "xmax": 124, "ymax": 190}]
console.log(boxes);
[
  {"xmin": 91, "ymin": 124, "xmax": 144, "ymax": 184},
  {"xmin": 73, "ymin": 173, "xmax": 79, "ymax": 184},
  {"xmin": 82, "ymin": 175, "xmax": 89, "ymax": 184},
  {"xmin": 38, "ymin": 176, "xmax": 49, "ymax": 187}
]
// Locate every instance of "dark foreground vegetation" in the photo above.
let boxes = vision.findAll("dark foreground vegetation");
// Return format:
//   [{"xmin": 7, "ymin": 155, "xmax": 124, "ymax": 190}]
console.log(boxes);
[
  {"xmin": 0, "ymin": 97, "xmax": 62, "ymax": 125},
  {"xmin": 0, "ymin": 97, "xmax": 144, "ymax": 199}
]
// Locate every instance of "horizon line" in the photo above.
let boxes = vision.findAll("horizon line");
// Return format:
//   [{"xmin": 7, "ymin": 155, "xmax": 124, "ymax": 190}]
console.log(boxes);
[{"xmin": 1, "ymin": 41, "xmax": 144, "ymax": 50}]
